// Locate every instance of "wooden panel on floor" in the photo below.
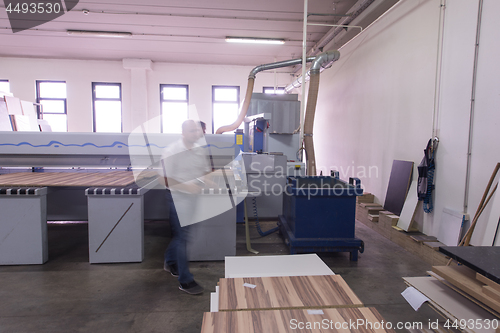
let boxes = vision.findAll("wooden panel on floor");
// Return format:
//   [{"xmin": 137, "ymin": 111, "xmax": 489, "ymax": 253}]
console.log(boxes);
[
  {"xmin": 201, "ymin": 307, "xmax": 395, "ymax": 333},
  {"xmin": 383, "ymin": 160, "xmax": 414, "ymax": 216},
  {"xmin": 410, "ymin": 235, "xmax": 438, "ymax": 243},
  {"xmin": 218, "ymin": 275, "xmax": 363, "ymax": 311}
]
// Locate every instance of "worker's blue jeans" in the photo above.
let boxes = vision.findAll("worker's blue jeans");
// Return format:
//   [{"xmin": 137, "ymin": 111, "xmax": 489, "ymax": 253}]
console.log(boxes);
[{"xmin": 164, "ymin": 190, "xmax": 194, "ymax": 284}]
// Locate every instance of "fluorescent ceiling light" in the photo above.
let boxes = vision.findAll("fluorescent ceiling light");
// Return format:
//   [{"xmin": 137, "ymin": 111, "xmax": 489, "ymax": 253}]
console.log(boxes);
[
  {"xmin": 225, "ymin": 37, "xmax": 285, "ymax": 45},
  {"xmin": 67, "ymin": 30, "xmax": 132, "ymax": 38}
]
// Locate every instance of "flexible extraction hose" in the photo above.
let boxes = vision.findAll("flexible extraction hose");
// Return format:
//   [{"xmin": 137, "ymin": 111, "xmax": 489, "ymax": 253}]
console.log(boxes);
[
  {"xmin": 216, "ymin": 78, "xmax": 255, "ymax": 134},
  {"xmin": 215, "ymin": 57, "xmax": 316, "ymax": 134},
  {"xmin": 303, "ymin": 50, "xmax": 340, "ymax": 176},
  {"xmin": 303, "ymin": 72, "xmax": 320, "ymax": 176}
]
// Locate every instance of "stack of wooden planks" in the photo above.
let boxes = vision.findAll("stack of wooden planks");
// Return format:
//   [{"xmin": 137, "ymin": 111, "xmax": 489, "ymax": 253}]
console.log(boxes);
[
  {"xmin": 202, "ymin": 274, "xmax": 396, "ymax": 332},
  {"xmin": 355, "ymin": 192, "xmax": 449, "ymax": 266},
  {"xmin": 201, "ymin": 307, "xmax": 391, "ymax": 333},
  {"xmin": 432, "ymin": 265, "xmax": 500, "ymax": 317},
  {"xmin": 0, "ymin": 171, "xmax": 149, "ymax": 187}
]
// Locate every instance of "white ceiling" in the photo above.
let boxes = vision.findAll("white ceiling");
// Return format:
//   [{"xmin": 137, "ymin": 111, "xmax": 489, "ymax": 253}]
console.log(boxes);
[{"xmin": 0, "ymin": 0, "xmax": 398, "ymax": 68}]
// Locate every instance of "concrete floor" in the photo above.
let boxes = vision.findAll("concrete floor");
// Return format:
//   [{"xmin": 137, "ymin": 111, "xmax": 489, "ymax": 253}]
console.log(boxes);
[{"xmin": 0, "ymin": 219, "xmax": 442, "ymax": 333}]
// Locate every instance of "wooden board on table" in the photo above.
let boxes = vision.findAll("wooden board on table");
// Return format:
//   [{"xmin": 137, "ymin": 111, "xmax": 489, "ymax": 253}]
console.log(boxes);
[
  {"xmin": 383, "ymin": 160, "xmax": 413, "ymax": 216},
  {"xmin": 0, "ymin": 171, "xmax": 141, "ymax": 187},
  {"xmin": 201, "ymin": 307, "xmax": 395, "ymax": 333},
  {"xmin": 432, "ymin": 265, "xmax": 500, "ymax": 314},
  {"xmin": 218, "ymin": 275, "xmax": 363, "ymax": 311}
]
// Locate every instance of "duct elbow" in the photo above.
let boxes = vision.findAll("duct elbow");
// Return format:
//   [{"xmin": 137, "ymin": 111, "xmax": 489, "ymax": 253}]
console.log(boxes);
[{"xmin": 311, "ymin": 50, "xmax": 340, "ymax": 72}]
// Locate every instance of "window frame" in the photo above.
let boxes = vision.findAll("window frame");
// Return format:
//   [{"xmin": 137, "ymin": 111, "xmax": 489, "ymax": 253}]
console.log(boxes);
[
  {"xmin": 263, "ymin": 86, "xmax": 285, "ymax": 94},
  {"xmin": 0, "ymin": 79, "xmax": 10, "ymax": 95},
  {"xmin": 212, "ymin": 85, "xmax": 240, "ymax": 134},
  {"xmin": 36, "ymin": 80, "xmax": 68, "ymax": 131},
  {"xmin": 159, "ymin": 84, "xmax": 189, "ymax": 133},
  {"xmin": 92, "ymin": 82, "xmax": 123, "ymax": 133}
]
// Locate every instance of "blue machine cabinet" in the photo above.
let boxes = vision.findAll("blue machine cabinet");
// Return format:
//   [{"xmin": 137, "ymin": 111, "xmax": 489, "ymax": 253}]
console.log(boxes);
[{"xmin": 278, "ymin": 175, "xmax": 364, "ymax": 261}]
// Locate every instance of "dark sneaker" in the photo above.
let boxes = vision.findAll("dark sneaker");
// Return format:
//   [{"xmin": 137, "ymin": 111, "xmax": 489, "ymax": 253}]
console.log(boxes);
[
  {"xmin": 179, "ymin": 281, "xmax": 204, "ymax": 295},
  {"xmin": 163, "ymin": 262, "xmax": 179, "ymax": 277}
]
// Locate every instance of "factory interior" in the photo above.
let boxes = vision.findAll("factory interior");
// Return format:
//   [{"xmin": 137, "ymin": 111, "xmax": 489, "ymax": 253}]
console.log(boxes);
[{"xmin": 1, "ymin": 0, "xmax": 500, "ymax": 332}]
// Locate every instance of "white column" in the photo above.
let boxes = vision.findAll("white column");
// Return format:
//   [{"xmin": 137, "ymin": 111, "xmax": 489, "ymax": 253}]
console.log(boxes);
[{"xmin": 123, "ymin": 59, "xmax": 152, "ymax": 132}]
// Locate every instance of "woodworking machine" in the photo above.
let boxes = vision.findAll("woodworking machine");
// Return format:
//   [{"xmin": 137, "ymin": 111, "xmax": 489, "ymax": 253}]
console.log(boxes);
[{"xmin": 0, "ymin": 131, "xmax": 245, "ymax": 264}]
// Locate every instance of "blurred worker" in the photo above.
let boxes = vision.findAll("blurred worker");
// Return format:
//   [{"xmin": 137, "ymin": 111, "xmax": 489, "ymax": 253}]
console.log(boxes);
[
  {"xmin": 160, "ymin": 119, "xmax": 212, "ymax": 295},
  {"xmin": 199, "ymin": 121, "xmax": 206, "ymax": 134}
]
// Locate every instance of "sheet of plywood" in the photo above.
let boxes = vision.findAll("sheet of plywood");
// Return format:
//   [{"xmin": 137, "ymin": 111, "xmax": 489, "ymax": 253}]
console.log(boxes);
[
  {"xmin": 4, "ymin": 96, "xmax": 23, "ymax": 115},
  {"xmin": 218, "ymin": 275, "xmax": 363, "ymax": 311},
  {"xmin": 0, "ymin": 100, "xmax": 13, "ymax": 131},
  {"xmin": 38, "ymin": 119, "xmax": 52, "ymax": 132},
  {"xmin": 432, "ymin": 265, "xmax": 500, "ymax": 314},
  {"xmin": 20, "ymin": 100, "xmax": 36, "ymax": 117},
  {"xmin": 437, "ymin": 208, "xmax": 464, "ymax": 246},
  {"xmin": 9, "ymin": 114, "xmax": 38, "ymax": 131},
  {"xmin": 403, "ymin": 276, "xmax": 497, "ymax": 333},
  {"xmin": 0, "ymin": 171, "xmax": 141, "ymax": 187},
  {"xmin": 201, "ymin": 307, "xmax": 395, "ymax": 333},
  {"xmin": 384, "ymin": 160, "xmax": 413, "ymax": 216},
  {"xmin": 224, "ymin": 254, "xmax": 334, "ymax": 279},
  {"xmin": 397, "ymin": 179, "xmax": 418, "ymax": 231},
  {"xmin": 20, "ymin": 100, "xmax": 40, "ymax": 131}
]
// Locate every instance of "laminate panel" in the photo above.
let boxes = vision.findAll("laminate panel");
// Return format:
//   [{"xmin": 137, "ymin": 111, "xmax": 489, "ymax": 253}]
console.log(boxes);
[
  {"xmin": 201, "ymin": 307, "xmax": 396, "ymax": 333},
  {"xmin": 218, "ymin": 275, "xmax": 363, "ymax": 311},
  {"xmin": 383, "ymin": 160, "xmax": 413, "ymax": 216},
  {"xmin": 224, "ymin": 254, "xmax": 334, "ymax": 278}
]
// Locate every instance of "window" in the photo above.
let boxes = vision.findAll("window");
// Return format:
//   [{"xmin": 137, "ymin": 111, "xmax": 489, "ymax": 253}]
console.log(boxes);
[
  {"xmin": 263, "ymin": 86, "xmax": 285, "ymax": 94},
  {"xmin": 92, "ymin": 82, "xmax": 122, "ymax": 133},
  {"xmin": 0, "ymin": 80, "xmax": 10, "ymax": 97},
  {"xmin": 36, "ymin": 81, "xmax": 67, "ymax": 132},
  {"xmin": 160, "ymin": 84, "xmax": 188, "ymax": 134},
  {"xmin": 212, "ymin": 86, "xmax": 240, "ymax": 134}
]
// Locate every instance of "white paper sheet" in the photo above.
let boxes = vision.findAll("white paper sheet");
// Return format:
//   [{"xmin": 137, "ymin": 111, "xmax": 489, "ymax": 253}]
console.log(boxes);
[{"xmin": 401, "ymin": 286, "xmax": 429, "ymax": 311}]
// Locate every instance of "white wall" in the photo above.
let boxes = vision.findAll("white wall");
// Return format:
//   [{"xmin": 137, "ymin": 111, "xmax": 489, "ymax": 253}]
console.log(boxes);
[
  {"xmin": 313, "ymin": 0, "xmax": 500, "ymax": 245},
  {"xmin": 0, "ymin": 57, "xmax": 291, "ymax": 133}
]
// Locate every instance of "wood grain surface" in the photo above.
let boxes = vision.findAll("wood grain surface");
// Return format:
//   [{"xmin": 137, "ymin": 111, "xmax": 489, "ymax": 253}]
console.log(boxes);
[
  {"xmin": 0, "ymin": 171, "xmax": 142, "ymax": 187},
  {"xmin": 432, "ymin": 265, "xmax": 500, "ymax": 314},
  {"xmin": 218, "ymin": 275, "xmax": 363, "ymax": 311},
  {"xmin": 201, "ymin": 307, "xmax": 395, "ymax": 333}
]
